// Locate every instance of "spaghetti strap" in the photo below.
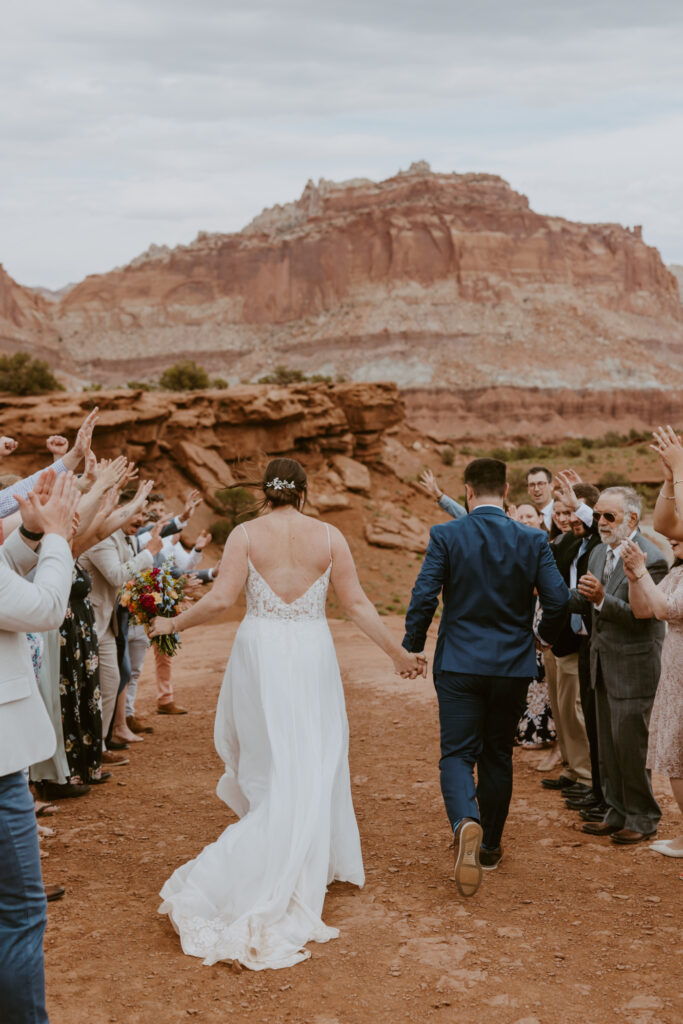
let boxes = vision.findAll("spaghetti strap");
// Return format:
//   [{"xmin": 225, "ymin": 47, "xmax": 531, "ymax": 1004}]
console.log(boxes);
[
  {"xmin": 324, "ymin": 523, "xmax": 332, "ymax": 562},
  {"xmin": 239, "ymin": 522, "xmax": 250, "ymax": 557}
]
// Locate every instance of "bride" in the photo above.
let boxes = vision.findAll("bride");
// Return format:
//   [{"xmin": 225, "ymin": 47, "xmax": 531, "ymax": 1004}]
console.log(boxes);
[{"xmin": 150, "ymin": 458, "xmax": 425, "ymax": 971}]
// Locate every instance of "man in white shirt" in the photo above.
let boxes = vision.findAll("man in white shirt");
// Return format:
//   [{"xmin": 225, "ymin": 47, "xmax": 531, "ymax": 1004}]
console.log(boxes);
[{"xmin": 527, "ymin": 466, "xmax": 554, "ymax": 531}]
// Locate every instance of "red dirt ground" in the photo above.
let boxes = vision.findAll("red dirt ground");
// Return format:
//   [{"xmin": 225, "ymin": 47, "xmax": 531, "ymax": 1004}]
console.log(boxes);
[{"xmin": 42, "ymin": 618, "xmax": 681, "ymax": 1024}]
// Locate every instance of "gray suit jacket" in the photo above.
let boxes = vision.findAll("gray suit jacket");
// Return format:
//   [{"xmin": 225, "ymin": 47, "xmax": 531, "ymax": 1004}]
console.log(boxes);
[{"xmin": 568, "ymin": 530, "xmax": 667, "ymax": 699}]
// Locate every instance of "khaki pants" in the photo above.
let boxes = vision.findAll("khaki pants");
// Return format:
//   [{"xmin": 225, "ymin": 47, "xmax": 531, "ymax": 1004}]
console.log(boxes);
[
  {"xmin": 547, "ymin": 650, "xmax": 592, "ymax": 785},
  {"xmin": 99, "ymin": 630, "xmax": 120, "ymax": 737},
  {"xmin": 154, "ymin": 646, "xmax": 174, "ymax": 707}
]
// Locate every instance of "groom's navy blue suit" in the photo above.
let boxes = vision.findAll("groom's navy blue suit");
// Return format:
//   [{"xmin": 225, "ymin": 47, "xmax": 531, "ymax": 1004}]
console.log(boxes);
[{"xmin": 403, "ymin": 505, "xmax": 570, "ymax": 850}]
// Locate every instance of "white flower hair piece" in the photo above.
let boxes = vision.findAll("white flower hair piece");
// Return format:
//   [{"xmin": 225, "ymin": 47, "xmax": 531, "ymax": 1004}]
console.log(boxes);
[{"xmin": 266, "ymin": 476, "xmax": 296, "ymax": 491}]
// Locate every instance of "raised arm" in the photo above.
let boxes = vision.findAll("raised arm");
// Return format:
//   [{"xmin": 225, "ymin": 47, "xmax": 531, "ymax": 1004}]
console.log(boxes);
[{"xmin": 651, "ymin": 426, "xmax": 683, "ymax": 540}]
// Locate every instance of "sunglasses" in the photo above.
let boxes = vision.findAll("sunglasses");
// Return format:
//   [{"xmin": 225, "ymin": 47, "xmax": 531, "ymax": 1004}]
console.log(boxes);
[{"xmin": 593, "ymin": 511, "xmax": 617, "ymax": 524}]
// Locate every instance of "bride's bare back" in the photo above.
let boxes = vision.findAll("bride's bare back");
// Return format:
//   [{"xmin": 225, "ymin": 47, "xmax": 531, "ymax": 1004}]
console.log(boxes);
[{"xmin": 240, "ymin": 509, "xmax": 332, "ymax": 604}]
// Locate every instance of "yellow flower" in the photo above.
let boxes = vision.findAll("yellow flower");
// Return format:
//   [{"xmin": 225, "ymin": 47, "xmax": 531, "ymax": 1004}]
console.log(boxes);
[
  {"xmin": 154, "ymin": 592, "xmax": 162, "ymax": 605},
  {"xmin": 119, "ymin": 593, "xmax": 131, "ymax": 608}
]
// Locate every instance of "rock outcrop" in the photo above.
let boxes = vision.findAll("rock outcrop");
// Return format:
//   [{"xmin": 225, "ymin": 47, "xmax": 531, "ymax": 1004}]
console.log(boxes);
[{"xmin": 3, "ymin": 163, "xmax": 681, "ymax": 390}]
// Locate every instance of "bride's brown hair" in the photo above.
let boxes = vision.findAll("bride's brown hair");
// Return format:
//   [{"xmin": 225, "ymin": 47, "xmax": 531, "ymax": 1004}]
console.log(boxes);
[{"xmin": 261, "ymin": 457, "xmax": 307, "ymax": 511}]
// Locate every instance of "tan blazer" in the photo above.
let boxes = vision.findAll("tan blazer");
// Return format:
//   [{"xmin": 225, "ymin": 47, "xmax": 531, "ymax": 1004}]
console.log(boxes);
[
  {"xmin": 0, "ymin": 530, "xmax": 73, "ymax": 777},
  {"xmin": 80, "ymin": 531, "xmax": 153, "ymax": 639}
]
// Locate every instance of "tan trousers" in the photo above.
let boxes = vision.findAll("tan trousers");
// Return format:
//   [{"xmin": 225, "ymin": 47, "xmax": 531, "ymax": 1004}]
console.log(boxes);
[
  {"xmin": 154, "ymin": 646, "xmax": 174, "ymax": 707},
  {"xmin": 99, "ymin": 630, "xmax": 120, "ymax": 737},
  {"xmin": 547, "ymin": 650, "xmax": 592, "ymax": 785}
]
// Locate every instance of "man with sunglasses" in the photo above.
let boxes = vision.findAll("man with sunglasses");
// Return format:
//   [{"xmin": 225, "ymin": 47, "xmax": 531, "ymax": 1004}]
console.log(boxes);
[{"xmin": 568, "ymin": 487, "xmax": 667, "ymax": 845}]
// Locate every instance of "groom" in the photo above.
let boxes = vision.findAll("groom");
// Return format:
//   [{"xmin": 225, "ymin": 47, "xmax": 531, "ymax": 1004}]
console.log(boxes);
[{"xmin": 403, "ymin": 458, "xmax": 570, "ymax": 895}]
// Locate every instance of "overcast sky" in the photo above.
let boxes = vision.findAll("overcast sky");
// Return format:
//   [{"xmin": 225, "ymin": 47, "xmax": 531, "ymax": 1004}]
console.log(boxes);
[{"xmin": 2, "ymin": 0, "xmax": 682, "ymax": 288}]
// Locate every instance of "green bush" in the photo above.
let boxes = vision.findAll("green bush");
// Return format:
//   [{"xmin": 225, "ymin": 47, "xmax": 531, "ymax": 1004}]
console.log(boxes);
[
  {"xmin": 258, "ymin": 366, "xmax": 306, "ymax": 386},
  {"xmin": 213, "ymin": 485, "xmax": 257, "ymax": 535},
  {"xmin": 158, "ymin": 360, "xmax": 210, "ymax": 391},
  {"xmin": 601, "ymin": 431, "xmax": 624, "ymax": 448},
  {"xmin": 0, "ymin": 353, "xmax": 63, "ymax": 395},
  {"xmin": 558, "ymin": 439, "xmax": 584, "ymax": 458},
  {"xmin": 211, "ymin": 377, "xmax": 229, "ymax": 389},
  {"xmin": 440, "ymin": 445, "xmax": 455, "ymax": 466},
  {"xmin": 127, "ymin": 380, "xmax": 156, "ymax": 392},
  {"xmin": 598, "ymin": 470, "xmax": 628, "ymax": 489}
]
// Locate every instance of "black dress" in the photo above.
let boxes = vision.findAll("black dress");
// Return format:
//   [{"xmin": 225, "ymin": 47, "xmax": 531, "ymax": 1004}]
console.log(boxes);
[{"xmin": 59, "ymin": 564, "xmax": 103, "ymax": 782}]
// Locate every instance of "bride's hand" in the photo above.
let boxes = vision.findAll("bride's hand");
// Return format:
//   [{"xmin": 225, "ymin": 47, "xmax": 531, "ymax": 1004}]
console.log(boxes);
[
  {"xmin": 394, "ymin": 648, "xmax": 428, "ymax": 679},
  {"xmin": 149, "ymin": 616, "xmax": 176, "ymax": 637}
]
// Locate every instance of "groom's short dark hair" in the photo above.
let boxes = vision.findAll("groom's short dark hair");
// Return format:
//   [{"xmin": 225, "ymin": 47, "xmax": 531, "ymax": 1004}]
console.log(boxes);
[{"xmin": 464, "ymin": 458, "xmax": 507, "ymax": 497}]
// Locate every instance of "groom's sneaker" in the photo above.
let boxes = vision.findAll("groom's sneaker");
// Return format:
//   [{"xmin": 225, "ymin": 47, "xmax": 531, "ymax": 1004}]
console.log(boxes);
[
  {"xmin": 480, "ymin": 846, "xmax": 503, "ymax": 871},
  {"xmin": 453, "ymin": 819, "xmax": 483, "ymax": 897}
]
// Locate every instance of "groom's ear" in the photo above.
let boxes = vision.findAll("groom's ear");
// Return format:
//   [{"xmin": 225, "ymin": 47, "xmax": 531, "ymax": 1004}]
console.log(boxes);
[{"xmin": 503, "ymin": 482, "xmax": 510, "ymax": 500}]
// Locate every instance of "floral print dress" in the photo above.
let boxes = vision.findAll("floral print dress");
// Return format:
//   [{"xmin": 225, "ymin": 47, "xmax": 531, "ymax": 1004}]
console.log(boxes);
[
  {"xmin": 516, "ymin": 601, "xmax": 557, "ymax": 747},
  {"xmin": 59, "ymin": 563, "xmax": 103, "ymax": 782}
]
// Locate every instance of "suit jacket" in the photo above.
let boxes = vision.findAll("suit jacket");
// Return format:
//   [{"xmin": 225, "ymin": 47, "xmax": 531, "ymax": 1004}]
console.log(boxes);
[
  {"xmin": 0, "ymin": 531, "xmax": 73, "ymax": 777},
  {"xmin": 80, "ymin": 531, "xmax": 153, "ymax": 639},
  {"xmin": 567, "ymin": 530, "xmax": 667, "ymax": 699},
  {"xmin": 403, "ymin": 506, "xmax": 570, "ymax": 677},
  {"xmin": 549, "ymin": 530, "xmax": 602, "ymax": 657}
]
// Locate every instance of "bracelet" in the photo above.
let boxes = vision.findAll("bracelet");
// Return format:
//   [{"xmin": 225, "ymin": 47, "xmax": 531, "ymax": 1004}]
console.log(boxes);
[
  {"xmin": 634, "ymin": 569, "xmax": 648, "ymax": 580},
  {"xmin": 19, "ymin": 525, "xmax": 44, "ymax": 541},
  {"xmin": 659, "ymin": 490, "xmax": 676, "ymax": 500}
]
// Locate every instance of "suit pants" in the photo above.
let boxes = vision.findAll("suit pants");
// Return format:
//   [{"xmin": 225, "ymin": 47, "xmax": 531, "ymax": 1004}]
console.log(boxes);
[
  {"xmin": 578, "ymin": 641, "xmax": 602, "ymax": 802},
  {"xmin": 99, "ymin": 629, "xmax": 120, "ymax": 738},
  {"xmin": 0, "ymin": 771, "xmax": 49, "ymax": 1024},
  {"xmin": 547, "ymin": 651, "xmax": 591, "ymax": 785},
  {"xmin": 125, "ymin": 624, "xmax": 150, "ymax": 718},
  {"xmin": 434, "ymin": 671, "xmax": 529, "ymax": 850},
  {"xmin": 595, "ymin": 666, "xmax": 661, "ymax": 834}
]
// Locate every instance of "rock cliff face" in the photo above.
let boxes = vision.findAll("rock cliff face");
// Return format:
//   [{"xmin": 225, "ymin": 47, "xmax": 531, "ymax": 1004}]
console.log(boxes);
[
  {"xmin": 0, "ymin": 382, "xmax": 403, "ymax": 511},
  {"xmin": 5, "ymin": 163, "xmax": 681, "ymax": 390}
]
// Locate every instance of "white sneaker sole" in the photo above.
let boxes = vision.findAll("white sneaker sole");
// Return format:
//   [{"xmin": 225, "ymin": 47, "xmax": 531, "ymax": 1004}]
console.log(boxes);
[{"xmin": 454, "ymin": 821, "xmax": 483, "ymax": 896}]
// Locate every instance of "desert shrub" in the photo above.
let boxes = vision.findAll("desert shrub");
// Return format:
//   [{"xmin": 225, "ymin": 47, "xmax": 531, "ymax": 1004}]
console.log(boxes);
[
  {"xmin": 257, "ymin": 366, "xmax": 306, "ymax": 386},
  {"xmin": 598, "ymin": 470, "xmax": 628, "ymax": 489},
  {"xmin": 211, "ymin": 377, "xmax": 229, "ymax": 389},
  {"xmin": 213, "ymin": 485, "xmax": 257, "ymax": 535},
  {"xmin": 487, "ymin": 447, "xmax": 510, "ymax": 462},
  {"xmin": 558, "ymin": 439, "xmax": 584, "ymax": 458},
  {"xmin": 127, "ymin": 380, "xmax": 156, "ymax": 391},
  {"xmin": 82, "ymin": 383, "xmax": 102, "ymax": 392},
  {"xmin": 440, "ymin": 445, "xmax": 455, "ymax": 466},
  {"xmin": 159, "ymin": 360, "xmax": 210, "ymax": 391},
  {"xmin": 0, "ymin": 353, "xmax": 62, "ymax": 395},
  {"xmin": 601, "ymin": 430, "xmax": 624, "ymax": 448}
]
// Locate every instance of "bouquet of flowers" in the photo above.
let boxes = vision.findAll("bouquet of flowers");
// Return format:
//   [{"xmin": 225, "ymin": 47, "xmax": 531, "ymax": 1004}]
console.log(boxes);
[{"xmin": 120, "ymin": 562, "xmax": 186, "ymax": 656}]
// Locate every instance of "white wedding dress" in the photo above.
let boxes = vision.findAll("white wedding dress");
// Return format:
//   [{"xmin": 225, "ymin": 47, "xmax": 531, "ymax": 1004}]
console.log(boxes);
[{"xmin": 158, "ymin": 523, "xmax": 365, "ymax": 971}]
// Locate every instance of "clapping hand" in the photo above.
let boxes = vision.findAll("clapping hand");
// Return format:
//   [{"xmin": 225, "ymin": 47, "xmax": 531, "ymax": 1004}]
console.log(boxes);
[
  {"xmin": 419, "ymin": 470, "xmax": 443, "ymax": 501},
  {"xmin": 193, "ymin": 529, "xmax": 212, "ymax": 552},
  {"xmin": 15, "ymin": 471, "xmax": 81, "ymax": 541},
  {"xmin": 72, "ymin": 408, "xmax": 99, "ymax": 462},
  {"xmin": 46, "ymin": 435, "xmax": 69, "ymax": 460},
  {"xmin": 622, "ymin": 539, "xmax": 647, "ymax": 582},
  {"xmin": 0, "ymin": 436, "xmax": 18, "ymax": 457},
  {"xmin": 182, "ymin": 489, "xmax": 202, "ymax": 520},
  {"xmin": 651, "ymin": 425, "xmax": 683, "ymax": 481},
  {"xmin": 577, "ymin": 571, "xmax": 604, "ymax": 605},
  {"xmin": 553, "ymin": 470, "xmax": 582, "ymax": 510}
]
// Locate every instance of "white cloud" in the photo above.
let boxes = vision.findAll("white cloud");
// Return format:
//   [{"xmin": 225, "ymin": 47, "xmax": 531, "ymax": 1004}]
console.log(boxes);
[{"xmin": 0, "ymin": 1, "xmax": 682, "ymax": 286}]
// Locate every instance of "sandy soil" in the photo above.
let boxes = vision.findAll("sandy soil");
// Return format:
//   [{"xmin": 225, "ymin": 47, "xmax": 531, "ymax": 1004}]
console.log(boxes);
[{"xmin": 42, "ymin": 617, "xmax": 681, "ymax": 1024}]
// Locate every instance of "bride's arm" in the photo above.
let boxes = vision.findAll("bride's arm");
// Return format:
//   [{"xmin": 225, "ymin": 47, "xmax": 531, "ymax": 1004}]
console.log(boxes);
[
  {"xmin": 329, "ymin": 527, "xmax": 426, "ymax": 678},
  {"xmin": 149, "ymin": 529, "xmax": 248, "ymax": 636}
]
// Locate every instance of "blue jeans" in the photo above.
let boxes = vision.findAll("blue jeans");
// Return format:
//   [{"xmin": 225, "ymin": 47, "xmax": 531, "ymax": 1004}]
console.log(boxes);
[
  {"xmin": 0, "ymin": 771, "xmax": 49, "ymax": 1024},
  {"xmin": 434, "ymin": 672, "xmax": 529, "ymax": 851}
]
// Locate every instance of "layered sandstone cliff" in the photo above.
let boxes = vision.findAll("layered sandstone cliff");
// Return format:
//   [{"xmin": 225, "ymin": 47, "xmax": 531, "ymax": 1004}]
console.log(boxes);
[{"xmin": 3, "ymin": 163, "xmax": 680, "ymax": 390}]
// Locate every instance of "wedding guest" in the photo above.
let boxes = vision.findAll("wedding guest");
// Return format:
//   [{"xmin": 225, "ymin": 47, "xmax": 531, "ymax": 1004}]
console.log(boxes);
[
  {"xmin": 569, "ymin": 487, "xmax": 668, "ymax": 844},
  {"xmin": 623, "ymin": 538, "xmax": 683, "ymax": 857},
  {"xmin": 527, "ymin": 466, "xmax": 554, "ymax": 530},
  {"xmin": 0, "ymin": 471, "xmax": 79, "ymax": 1024},
  {"xmin": 515, "ymin": 506, "xmax": 555, "ymax": 747},
  {"xmin": 651, "ymin": 425, "xmax": 683, "ymax": 540},
  {"xmin": 549, "ymin": 493, "xmax": 573, "ymax": 541},
  {"xmin": 515, "ymin": 503, "xmax": 545, "ymax": 530}
]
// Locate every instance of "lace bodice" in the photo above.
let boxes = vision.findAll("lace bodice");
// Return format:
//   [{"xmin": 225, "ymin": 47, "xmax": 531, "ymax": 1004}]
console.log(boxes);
[{"xmin": 240, "ymin": 522, "xmax": 332, "ymax": 622}]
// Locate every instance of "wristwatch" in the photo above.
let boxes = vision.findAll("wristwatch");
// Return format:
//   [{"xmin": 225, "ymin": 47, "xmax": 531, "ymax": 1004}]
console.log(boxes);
[{"xmin": 19, "ymin": 525, "xmax": 44, "ymax": 541}]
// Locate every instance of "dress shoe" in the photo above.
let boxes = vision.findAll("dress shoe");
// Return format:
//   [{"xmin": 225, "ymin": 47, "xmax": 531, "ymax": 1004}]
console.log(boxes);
[
  {"xmin": 127, "ymin": 715, "xmax": 154, "ymax": 734},
  {"xmin": 563, "ymin": 782, "xmax": 593, "ymax": 799},
  {"xmin": 44, "ymin": 884, "xmax": 65, "ymax": 902},
  {"xmin": 581, "ymin": 821, "xmax": 621, "ymax": 836},
  {"xmin": 37, "ymin": 781, "xmax": 90, "ymax": 800},
  {"xmin": 89, "ymin": 771, "xmax": 112, "ymax": 785},
  {"xmin": 107, "ymin": 739, "xmax": 129, "ymax": 750},
  {"xmin": 101, "ymin": 751, "xmax": 129, "ymax": 766},
  {"xmin": 541, "ymin": 775, "xmax": 575, "ymax": 790},
  {"xmin": 157, "ymin": 702, "xmax": 188, "ymax": 715},
  {"xmin": 565, "ymin": 792, "xmax": 600, "ymax": 810},
  {"xmin": 580, "ymin": 806, "xmax": 608, "ymax": 822},
  {"xmin": 480, "ymin": 846, "xmax": 503, "ymax": 871},
  {"xmin": 611, "ymin": 828, "xmax": 657, "ymax": 846},
  {"xmin": 453, "ymin": 818, "xmax": 483, "ymax": 896}
]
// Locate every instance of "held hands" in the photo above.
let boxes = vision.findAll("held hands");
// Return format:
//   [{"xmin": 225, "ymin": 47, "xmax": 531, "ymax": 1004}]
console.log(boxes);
[
  {"xmin": 577, "ymin": 571, "xmax": 605, "ymax": 605},
  {"xmin": 419, "ymin": 470, "xmax": 443, "ymax": 501},
  {"xmin": 651, "ymin": 425, "xmax": 683, "ymax": 481},
  {"xmin": 0, "ymin": 436, "xmax": 18, "ymax": 457},
  {"xmin": 621, "ymin": 539, "xmax": 647, "ymax": 581},
  {"xmin": 394, "ymin": 648, "xmax": 428, "ymax": 679}
]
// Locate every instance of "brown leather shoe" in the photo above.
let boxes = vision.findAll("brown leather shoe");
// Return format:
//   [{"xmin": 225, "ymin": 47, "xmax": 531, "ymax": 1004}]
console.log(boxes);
[
  {"xmin": 581, "ymin": 821, "xmax": 621, "ymax": 836},
  {"xmin": 127, "ymin": 715, "xmax": 154, "ymax": 734},
  {"xmin": 157, "ymin": 702, "xmax": 188, "ymax": 715},
  {"xmin": 45, "ymin": 884, "xmax": 65, "ymax": 902},
  {"xmin": 611, "ymin": 828, "xmax": 657, "ymax": 845},
  {"xmin": 101, "ymin": 751, "xmax": 130, "ymax": 766},
  {"xmin": 453, "ymin": 818, "xmax": 483, "ymax": 896}
]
